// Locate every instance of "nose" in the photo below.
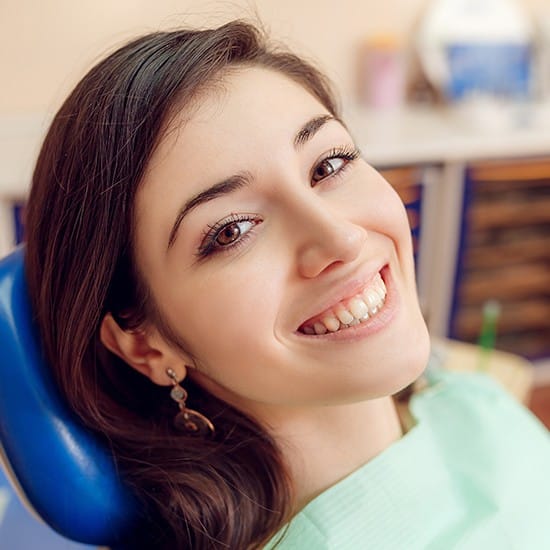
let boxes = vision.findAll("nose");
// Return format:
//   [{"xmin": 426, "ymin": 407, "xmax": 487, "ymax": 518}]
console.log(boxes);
[{"xmin": 294, "ymin": 203, "xmax": 367, "ymax": 279}]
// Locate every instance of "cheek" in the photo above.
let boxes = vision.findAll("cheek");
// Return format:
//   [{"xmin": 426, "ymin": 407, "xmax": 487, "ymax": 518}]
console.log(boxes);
[
  {"xmin": 357, "ymin": 179, "xmax": 417, "ymax": 287},
  {"xmin": 160, "ymin": 261, "xmax": 285, "ymax": 362},
  {"xmin": 390, "ymin": 193, "xmax": 416, "ymax": 262},
  {"xmin": 354, "ymin": 175, "xmax": 413, "ymax": 256}
]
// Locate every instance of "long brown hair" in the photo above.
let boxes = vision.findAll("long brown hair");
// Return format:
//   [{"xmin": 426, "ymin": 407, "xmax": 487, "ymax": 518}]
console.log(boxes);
[{"xmin": 25, "ymin": 21, "xmax": 339, "ymax": 549}]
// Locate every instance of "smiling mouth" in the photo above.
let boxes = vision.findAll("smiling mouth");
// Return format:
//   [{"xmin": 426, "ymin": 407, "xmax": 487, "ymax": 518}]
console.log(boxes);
[{"xmin": 298, "ymin": 271, "xmax": 387, "ymax": 335}]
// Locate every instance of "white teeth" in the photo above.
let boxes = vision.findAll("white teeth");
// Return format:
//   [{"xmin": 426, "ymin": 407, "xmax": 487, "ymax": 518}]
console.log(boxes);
[
  {"xmin": 373, "ymin": 286, "xmax": 385, "ymax": 302},
  {"xmin": 301, "ymin": 272, "xmax": 388, "ymax": 335},
  {"xmin": 348, "ymin": 297, "xmax": 369, "ymax": 320},
  {"xmin": 313, "ymin": 322, "xmax": 327, "ymax": 335},
  {"xmin": 363, "ymin": 288, "xmax": 382, "ymax": 313},
  {"xmin": 375, "ymin": 278, "xmax": 387, "ymax": 297},
  {"xmin": 322, "ymin": 315, "xmax": 340, "ymax": 332},
  {"xmin": 334, "ymin": 305, "xmax": 354, "ymax": 325}
]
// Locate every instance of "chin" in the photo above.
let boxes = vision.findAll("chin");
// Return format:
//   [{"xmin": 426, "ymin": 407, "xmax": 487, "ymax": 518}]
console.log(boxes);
[{"xmin": 364, "ymin": 310, "xmax": 430, "ymax": 399}]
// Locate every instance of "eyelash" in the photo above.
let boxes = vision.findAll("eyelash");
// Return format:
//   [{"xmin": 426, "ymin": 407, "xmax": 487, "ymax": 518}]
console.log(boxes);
[
  {"xmin": 197, "ymin": 213, "xmax": 261, "ymax": 259},
  {"xmin": 197, "ymin": 144, "xmax": 360, "ymax": 258},
  {"xmin": 311, "ymin": 145, "xmax": 360, "ymax": 185}
]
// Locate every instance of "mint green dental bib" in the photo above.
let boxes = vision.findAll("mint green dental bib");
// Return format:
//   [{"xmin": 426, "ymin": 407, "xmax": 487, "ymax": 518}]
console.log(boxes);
[{"xmin": 265, "ymin": 370, "xmax": 550, "ymax": 549}]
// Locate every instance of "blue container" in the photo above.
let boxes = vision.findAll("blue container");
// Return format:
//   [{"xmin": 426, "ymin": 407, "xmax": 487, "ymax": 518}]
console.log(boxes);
[{"xmin": 446, "ymin": 42, "xmax": 532, "ymax": 100}]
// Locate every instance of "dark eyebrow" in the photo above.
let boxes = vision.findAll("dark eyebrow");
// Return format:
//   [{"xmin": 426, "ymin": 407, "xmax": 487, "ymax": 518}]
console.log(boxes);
[
  {"xmin": 293, "ymin": 114, "xmax": 335, "ymax": 148},
  {"xmin": 167, "ymin": 173, "xmax": 251, "ymax": 249}
]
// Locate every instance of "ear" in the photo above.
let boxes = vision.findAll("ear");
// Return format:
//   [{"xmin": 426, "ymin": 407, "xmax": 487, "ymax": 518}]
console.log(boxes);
[{"xmin": 100, "ymin": 313, "xmax": 187, "ymax": 386}]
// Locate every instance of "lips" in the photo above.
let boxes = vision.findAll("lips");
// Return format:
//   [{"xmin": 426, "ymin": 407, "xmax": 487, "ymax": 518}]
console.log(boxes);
[{"xmin": 297, "ymin": 267, "xmax": 389, "ymax": 336}]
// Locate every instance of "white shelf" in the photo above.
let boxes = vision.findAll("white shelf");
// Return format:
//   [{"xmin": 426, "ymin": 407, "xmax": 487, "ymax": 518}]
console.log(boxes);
[
  {"xmin": 0, "ymin": 113, "xmax": 51, "ymax": 198},
  {"xmin": 345, "ymin": 101, "xmax": 550, "ymax": 167},
  {"xmin": 2, "ymin": 102, "xmax": 550, "ymax": 195}
]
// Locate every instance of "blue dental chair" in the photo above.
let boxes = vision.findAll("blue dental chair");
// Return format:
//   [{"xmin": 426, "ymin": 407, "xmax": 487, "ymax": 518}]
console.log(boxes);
[{"xmin": 0, "ymin": 246, "xmax": 140, "ymax": 548}]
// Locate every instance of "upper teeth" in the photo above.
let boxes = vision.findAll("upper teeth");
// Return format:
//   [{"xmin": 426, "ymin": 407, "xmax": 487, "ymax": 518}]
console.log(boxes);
[{"xmin": 301, "ymin": 273, "xmax": 387, "ymax": 335}]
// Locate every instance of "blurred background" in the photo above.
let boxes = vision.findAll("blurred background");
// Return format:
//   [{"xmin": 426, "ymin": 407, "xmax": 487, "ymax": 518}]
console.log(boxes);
[{"xmin": 0, "ymin": 0, "xmax": 549, "ymax": 546}]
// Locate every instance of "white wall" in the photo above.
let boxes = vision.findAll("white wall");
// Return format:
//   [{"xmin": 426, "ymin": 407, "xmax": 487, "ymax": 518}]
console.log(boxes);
[{"xmin": 1, "ymin": 0, "xmax": 546, "ymax": 115}]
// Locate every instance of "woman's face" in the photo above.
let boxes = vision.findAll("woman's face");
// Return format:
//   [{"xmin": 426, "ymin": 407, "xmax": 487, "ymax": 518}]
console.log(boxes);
[{"xmin": 134, "ymin": 67, "xmax": 429, "ymax": 419}]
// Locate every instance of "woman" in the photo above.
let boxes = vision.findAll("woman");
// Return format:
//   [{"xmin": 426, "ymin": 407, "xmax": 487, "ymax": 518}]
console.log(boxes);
[{"xmin": 25, "ymin": 21, "xmax": 549, "ymax": 549}]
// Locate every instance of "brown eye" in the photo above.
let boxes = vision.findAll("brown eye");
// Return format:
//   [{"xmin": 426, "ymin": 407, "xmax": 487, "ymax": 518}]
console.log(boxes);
[
  {"xmin": 216, "ymin": 222, "xmax": 241, "ymax": 246},
  {"xmin": 214, "ymin": 220, "xmax": 255, "ymax": 247},
  {"xmin": 312, "ymin": 157, "xmax": 345, "ymax": 183},
  {"xmin": 198, "ymin": 216, "xmax": 261, "ymax": 258}
]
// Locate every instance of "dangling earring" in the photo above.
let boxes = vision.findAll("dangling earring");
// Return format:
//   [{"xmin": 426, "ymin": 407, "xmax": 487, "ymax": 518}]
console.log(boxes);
[{"xmin": 166, "ymin": 368, "xmax": 215, "ymax": 436}]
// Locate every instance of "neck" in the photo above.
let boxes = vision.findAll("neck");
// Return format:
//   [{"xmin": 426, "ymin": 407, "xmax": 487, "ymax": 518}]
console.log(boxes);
[{"xmin": 263, "ymin": 397, "xmax": 403, "ymax": 511}]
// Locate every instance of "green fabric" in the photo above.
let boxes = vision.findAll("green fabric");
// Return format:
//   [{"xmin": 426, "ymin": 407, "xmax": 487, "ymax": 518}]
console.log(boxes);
[{"xmin": 265, "ymin": 370, "xmax": 550, "ymax": 549}]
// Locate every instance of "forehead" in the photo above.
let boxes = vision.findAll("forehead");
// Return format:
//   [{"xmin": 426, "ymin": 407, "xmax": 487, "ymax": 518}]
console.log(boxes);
[
  {"xmin": 149, "ymin": 67, "xmax": 328, "ymax": 168},
  {"xmin": 137, "ymin": 66, "xmax": 330, "ymax": 206}
]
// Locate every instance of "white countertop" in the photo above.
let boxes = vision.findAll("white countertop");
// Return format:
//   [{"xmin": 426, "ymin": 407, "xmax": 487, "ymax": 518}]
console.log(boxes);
[
  {"xmin": 346, "ymin": 100, "xmax": 550, "ymax": 166},
  {"xmin": 1, "ymin": 100, "xmax": 550, "ymax": 198}
]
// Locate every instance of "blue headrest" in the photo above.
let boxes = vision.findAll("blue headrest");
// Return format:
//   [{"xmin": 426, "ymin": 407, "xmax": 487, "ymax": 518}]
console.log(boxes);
[{"xmin": 0, "ymin": 246, "xmax": 139, "ymax": 546}]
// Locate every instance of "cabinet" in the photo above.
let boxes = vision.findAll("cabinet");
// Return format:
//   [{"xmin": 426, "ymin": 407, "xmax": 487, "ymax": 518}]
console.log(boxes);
[{"xmin": 450, "ymin": 158, "xmax": 550, "ymax": 358}]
